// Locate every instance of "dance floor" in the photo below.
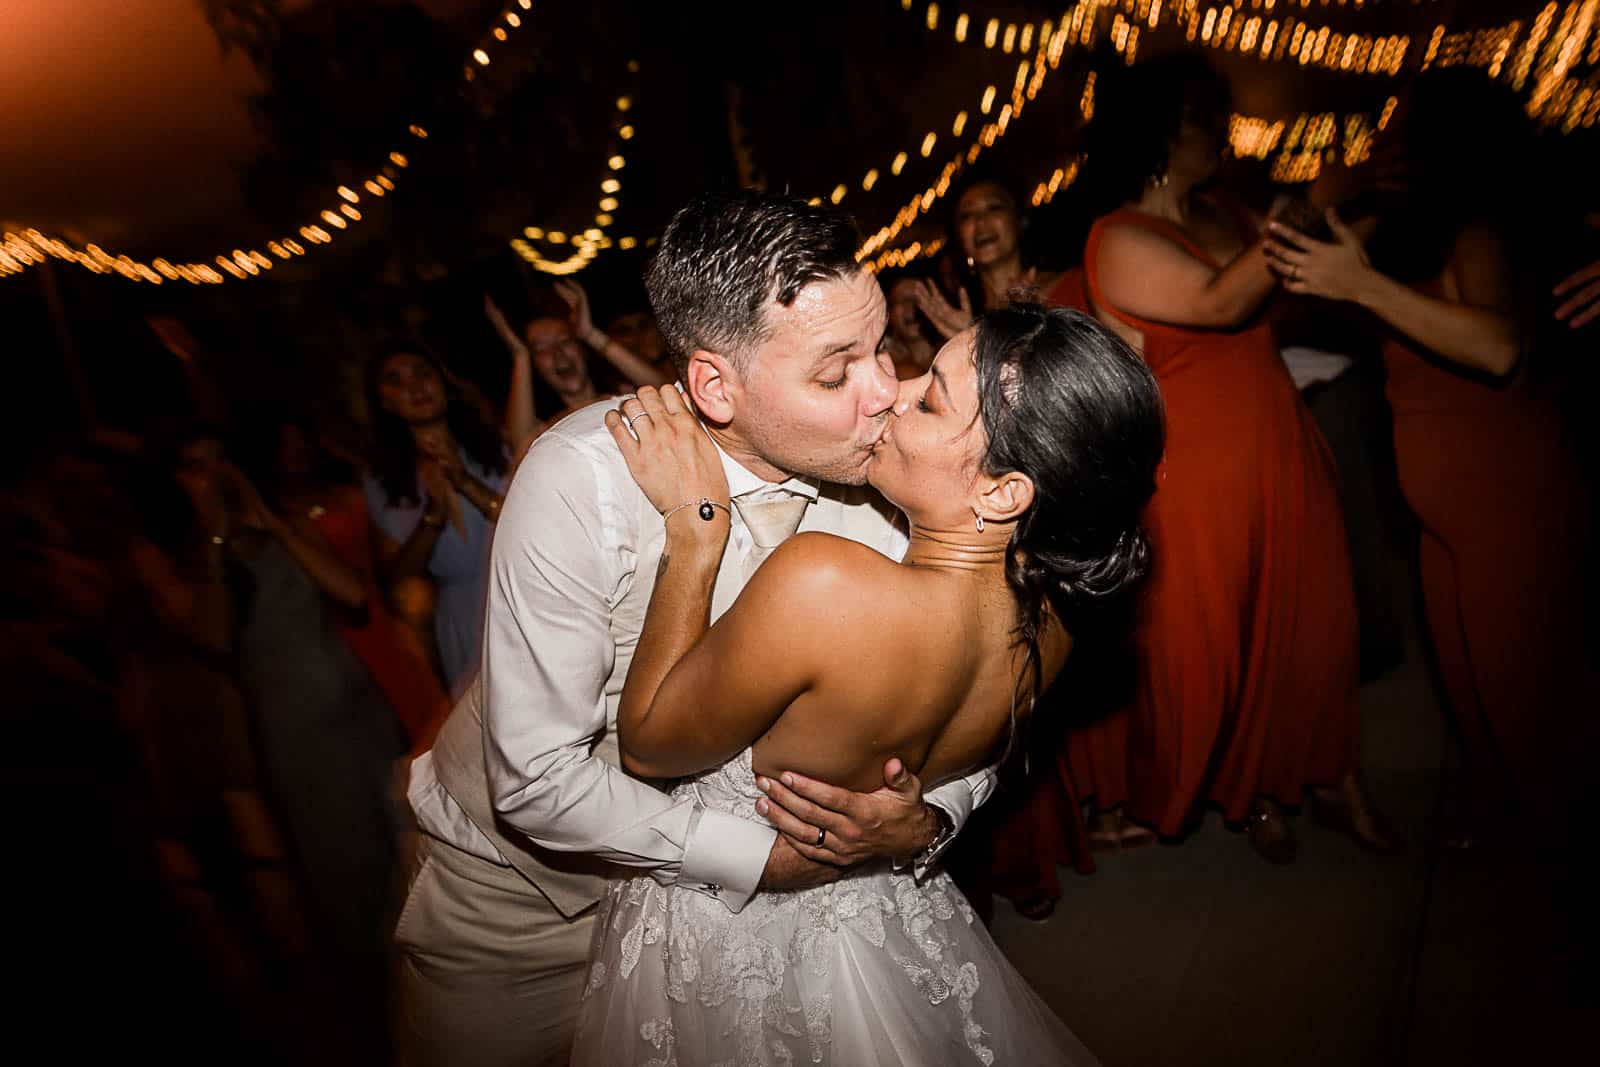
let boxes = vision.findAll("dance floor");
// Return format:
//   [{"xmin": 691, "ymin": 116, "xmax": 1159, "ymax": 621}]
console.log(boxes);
[{"xmin": 991, "ymin": 639, "xmax": 1591, "ymax": 1066}]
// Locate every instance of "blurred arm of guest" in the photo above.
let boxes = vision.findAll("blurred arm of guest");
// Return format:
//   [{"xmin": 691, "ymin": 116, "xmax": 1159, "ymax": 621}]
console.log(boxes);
[
  {"xmin": 555, "ymin": 279, "xmax": 672, "ymax": 389},
  {"xmin": 222, "ymin": 461, "xmax": 367, "ymax": 610},
  {"xmin": 1554, "ymin": 258, "xmax": 1600, "ymax": 329},
  {"xmin": 130, "ymin": 436, "xmax": 234, "ymax": 656},
  {"xmin": 1266, "ymin": 210, "xmax": 1522, "ymax": 378},
  {"xmin": 1092, "ymin": 201, "xmax": 1279, "ymax": 334},
  {"xmin": 485, "ymin": 295, "xmax": 540, "ymax": 453}
]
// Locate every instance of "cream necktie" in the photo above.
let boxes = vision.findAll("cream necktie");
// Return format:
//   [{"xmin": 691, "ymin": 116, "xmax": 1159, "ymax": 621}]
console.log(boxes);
[{"xmin": 733, "ymin": 487, "xmax": 812, "ymax": 567}]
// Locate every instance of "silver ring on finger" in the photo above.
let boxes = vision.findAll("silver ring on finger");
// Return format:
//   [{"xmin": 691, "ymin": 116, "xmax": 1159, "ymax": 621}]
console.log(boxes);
[
  {"xmin": 625, "ymin": 412, "xmax": 652, "ymax": 432},
  {"xmin": 815, "ymin": 826, "xmax": 826, "ymax": 848}
]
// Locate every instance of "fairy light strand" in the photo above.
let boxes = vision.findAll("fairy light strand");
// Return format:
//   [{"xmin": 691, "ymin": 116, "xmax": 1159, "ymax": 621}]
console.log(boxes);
[
  {"xmin": 0, "ymin": 4, "xmax": 538, "ymax": 284},
  {"xmin": 510, "ymin": 72, "xmax": 643, "ymax": 275}
]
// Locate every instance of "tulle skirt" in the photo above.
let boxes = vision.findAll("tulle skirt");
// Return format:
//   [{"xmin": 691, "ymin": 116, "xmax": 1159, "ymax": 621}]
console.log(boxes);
[{"xmin": 572, "ymin": 864, "xmax": 1098, "ymax": 1066}]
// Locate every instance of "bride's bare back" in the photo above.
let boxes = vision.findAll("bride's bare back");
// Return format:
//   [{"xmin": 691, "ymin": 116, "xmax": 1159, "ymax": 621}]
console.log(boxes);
[{"xmin": 621, "ymin": 531, "xmax": 1070, "ymax": 796}]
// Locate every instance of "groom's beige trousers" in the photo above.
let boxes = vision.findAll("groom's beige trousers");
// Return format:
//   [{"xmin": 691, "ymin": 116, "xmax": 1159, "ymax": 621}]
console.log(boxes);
[{"xmin": 394, "ymin": 830, "xmax": 596, "ymax": 1067}]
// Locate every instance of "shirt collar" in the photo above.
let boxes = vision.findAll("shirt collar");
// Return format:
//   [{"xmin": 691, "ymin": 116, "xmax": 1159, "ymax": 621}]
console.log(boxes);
[{"xmin": 708, "ymin": 431, "xmax": 820, "ymax": 502}]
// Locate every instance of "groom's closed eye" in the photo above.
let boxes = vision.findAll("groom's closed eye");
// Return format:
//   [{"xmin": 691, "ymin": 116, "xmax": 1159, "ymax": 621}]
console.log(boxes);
[{"xmin": 811, "ymin": 341, "xmax": 857, "ymax": 390}]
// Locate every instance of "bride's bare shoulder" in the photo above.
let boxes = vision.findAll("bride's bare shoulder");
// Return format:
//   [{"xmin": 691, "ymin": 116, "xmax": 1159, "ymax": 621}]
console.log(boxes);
[{"xmin": 743, "ymin": 532, "xmax": 905, "ymax": 610}]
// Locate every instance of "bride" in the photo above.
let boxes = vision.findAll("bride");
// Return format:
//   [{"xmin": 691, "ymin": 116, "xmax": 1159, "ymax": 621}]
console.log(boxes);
[{"xmin": 572, "ymin": 302, "xmax": 1165, "ymax": 1065}]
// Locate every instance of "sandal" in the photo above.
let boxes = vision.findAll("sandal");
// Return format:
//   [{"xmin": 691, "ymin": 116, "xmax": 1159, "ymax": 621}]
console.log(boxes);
[
  {"xmin": 1012, "ymin": 893, "xmax": 1058, "ymax": 922},
  {"xmin": 1247, "ymin": 799, "xmax": 1298, "ymax": 865},
  {"xmin": 1117, "ymin": 819, "xmax": 1157, "ymax": 849}
]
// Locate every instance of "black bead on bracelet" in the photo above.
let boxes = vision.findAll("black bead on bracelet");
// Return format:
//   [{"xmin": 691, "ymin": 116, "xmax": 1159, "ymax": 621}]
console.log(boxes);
[{"xmin": 662, "ymin": 497, "xmax": 731, "ymax": 524}]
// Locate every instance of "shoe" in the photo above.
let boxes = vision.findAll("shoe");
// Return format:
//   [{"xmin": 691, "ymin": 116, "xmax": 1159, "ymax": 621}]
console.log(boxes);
[
  {"xmin": 1247, "ymin": 800, "xmax": 1298, "ymax": 865},
  {"xmin": 1117, "ymin": 820, "xmax": 1157, "ymax": 849},
  {"xmin": 1310, "ymin": 778, "xmax": 1403, "ymax": 855},
  {"xmin": 1087, "ymin": 810, "xmax": 1122, "ymax": 853},
  {"xmin": 1012, "ymin": 893, "xmax": 1058, "ymax": 922}
]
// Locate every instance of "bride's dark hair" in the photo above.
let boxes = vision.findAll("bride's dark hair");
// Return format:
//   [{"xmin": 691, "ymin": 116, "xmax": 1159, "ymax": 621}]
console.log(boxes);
[{"xmin": 972, "ymin": 302, "xmax": 1165, "ymax": 713}]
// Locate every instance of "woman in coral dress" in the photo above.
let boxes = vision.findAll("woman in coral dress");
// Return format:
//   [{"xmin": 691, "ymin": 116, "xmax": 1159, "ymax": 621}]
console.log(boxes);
[{"xmin": 1078, "ymin": 56, "xmax": 1393, "ymax": 861}]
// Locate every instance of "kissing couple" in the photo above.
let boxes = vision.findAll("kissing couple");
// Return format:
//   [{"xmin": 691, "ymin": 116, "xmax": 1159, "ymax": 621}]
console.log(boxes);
[{"xmin": 395, "ymin": 189, "xmax": 1163, "ymax": 1066}]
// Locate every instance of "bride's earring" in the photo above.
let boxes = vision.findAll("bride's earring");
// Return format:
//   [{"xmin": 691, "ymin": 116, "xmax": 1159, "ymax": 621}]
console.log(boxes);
[{"xmin": 974, "ymin": 512, "xmax": 985, "ymax": 533}]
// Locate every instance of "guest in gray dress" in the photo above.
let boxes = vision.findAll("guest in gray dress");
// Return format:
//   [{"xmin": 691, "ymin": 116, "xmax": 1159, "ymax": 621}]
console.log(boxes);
[{"xmin": 223, "ymin": 454, "xmax": 406, "ymax": 1066}]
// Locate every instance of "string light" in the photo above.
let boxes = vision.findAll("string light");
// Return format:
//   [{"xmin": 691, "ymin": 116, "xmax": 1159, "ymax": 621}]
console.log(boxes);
[
  {"xmin": 856, "ymin": 25, "xmax": 1068, "ymax": 263},
  {"xmin": 1227, "ymin": 103, "xmax": 1390, "ymax": 181},
  {"xmin": 511, "ymin": 61, "xmax": 645, "ymax": 275},
  {"xmin": 889, "ymin": 0, "xmax": 1593, "ymax": 93},
  {"xmin": 891, "ymin": 0, "xmax": 1599, "ymax": 137},
  {"xmin": 868, "ymin": 88, "xmax": 1396, "ymax": 272},
  {"xmin": 2, "ymin": 3, "xmax": 535, "ymax": 285}
]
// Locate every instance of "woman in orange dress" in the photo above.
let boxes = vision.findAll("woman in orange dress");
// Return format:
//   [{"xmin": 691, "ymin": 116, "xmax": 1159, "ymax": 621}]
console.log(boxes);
[
  {"xmin": 1264, "ymin": 71, "xmax": 1597, "ymax": 844},
  {"xmin": 1079, "ymin": 57, "xmax": 1394, "ymax": 861}
]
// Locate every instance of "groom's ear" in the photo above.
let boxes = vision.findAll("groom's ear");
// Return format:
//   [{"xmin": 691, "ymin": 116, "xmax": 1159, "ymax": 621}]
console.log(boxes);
[
  {"xmin": 685, "ymin": 350, "xmax": 738, "ymax": 426},
  {"xmin": 976, "ymin": 470, "xmax": 1034, "ymax": 524}
]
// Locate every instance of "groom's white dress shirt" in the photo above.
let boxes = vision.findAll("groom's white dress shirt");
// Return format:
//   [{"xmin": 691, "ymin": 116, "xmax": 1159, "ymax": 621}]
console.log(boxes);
[{"xmin": 407, "ymin": 400, "xmax": 996, "ymax": 915}]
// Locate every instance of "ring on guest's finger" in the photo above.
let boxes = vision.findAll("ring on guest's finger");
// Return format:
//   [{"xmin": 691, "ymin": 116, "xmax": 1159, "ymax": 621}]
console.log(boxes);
[
  {"xmin": 815, "ymin": 826, "xmax": 826, "ymax": 848},
  {"xmin": 625, "ymin": 412, "xmax": 652, "ymax": 433}
]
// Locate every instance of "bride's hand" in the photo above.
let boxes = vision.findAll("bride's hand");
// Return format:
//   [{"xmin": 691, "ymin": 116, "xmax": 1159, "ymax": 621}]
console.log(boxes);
[{"xmin": 605, "ymin": 386, "xmax": 730, "ymax": 540}]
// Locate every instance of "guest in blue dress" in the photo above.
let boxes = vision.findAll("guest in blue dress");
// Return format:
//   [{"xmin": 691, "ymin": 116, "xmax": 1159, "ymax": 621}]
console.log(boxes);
[{"xmin": 363, "ymin": 345, "xmax": 517, "ymax": 694}]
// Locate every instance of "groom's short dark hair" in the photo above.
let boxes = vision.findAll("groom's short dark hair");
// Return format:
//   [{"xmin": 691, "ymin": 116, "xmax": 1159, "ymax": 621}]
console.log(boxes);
[{"xmin": 645, "ymin": 190, "xmax": 863, "ymax": 381}]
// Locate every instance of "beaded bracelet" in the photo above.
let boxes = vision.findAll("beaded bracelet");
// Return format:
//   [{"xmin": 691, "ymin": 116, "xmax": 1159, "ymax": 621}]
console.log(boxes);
[{"xmin": 661, "ymin": 497, "xmax": 731, "ymax": 524}]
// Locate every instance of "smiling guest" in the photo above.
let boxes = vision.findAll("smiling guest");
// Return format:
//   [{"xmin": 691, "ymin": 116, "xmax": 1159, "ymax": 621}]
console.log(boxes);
[
  {"xmin": 911, "ymin": 169, "xmax": 1086, "ymax": 341},
  {"xmin": 362, "ymin": 345, "xmax": 513, "ymax": 694}
]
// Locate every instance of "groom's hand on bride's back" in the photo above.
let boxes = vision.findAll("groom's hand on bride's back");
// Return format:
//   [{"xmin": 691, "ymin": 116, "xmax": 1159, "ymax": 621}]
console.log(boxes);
[{"xmin": 753, "ymin": 759, "xmax": 938, "ymax": 889}]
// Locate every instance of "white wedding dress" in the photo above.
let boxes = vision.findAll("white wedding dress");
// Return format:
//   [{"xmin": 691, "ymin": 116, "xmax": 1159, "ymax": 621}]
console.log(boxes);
[{"xmin": 571, "ymin": 748, "xmax": 1099, "ymax": 1066}]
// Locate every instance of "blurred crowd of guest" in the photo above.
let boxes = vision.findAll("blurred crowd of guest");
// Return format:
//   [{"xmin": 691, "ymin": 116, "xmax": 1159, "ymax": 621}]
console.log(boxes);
[{"xmin": 3, "ymin": 272, "xmax": 671, "ymax": 1062}]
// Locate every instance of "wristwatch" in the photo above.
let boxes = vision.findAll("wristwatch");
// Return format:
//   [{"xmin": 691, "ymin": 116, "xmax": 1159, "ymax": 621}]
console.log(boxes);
[{"xmin": 912, "ymin": 804, "xmax": 955, "ymax": 868}]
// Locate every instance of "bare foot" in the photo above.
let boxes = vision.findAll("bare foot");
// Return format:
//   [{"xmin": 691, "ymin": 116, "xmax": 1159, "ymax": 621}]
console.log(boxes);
[
  {"xmin": 1088, "ymin": 809, "xmax": 1122, "ymax": 852},
  {"xmin": 1310, "ymin": 774, "xmax": 1403, "ymax": 854}
]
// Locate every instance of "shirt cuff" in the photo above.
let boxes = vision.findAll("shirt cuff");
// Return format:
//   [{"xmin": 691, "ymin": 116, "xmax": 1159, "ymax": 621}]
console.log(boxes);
[{"xmin": 679, "ymin": 807, "xmax": 776, "ymax": 914}]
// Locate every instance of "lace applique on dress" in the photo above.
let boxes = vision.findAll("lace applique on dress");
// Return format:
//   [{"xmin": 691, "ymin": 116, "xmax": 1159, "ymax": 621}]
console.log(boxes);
[{"xmin": 573, "ymin": 748, "xmax": 1095, "ymax": 1065}]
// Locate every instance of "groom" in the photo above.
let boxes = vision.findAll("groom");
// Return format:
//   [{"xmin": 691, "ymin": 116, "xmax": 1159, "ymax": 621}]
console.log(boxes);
[{"xmin": 394, "ymin": 190, "xmax": 997, "ymax": 1067}]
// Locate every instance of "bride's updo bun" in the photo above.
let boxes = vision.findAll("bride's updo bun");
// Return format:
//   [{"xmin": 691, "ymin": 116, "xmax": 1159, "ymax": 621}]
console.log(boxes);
[{"xmin": 973, "ymin": 302, "xmax": 1165, "ymax": 681}]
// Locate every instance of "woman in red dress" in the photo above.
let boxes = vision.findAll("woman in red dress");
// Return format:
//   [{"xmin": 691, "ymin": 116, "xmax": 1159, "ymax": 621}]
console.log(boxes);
[
  {"xmin": 1078, "ymin": 57, "xmax": 1394, "ymax": 861},
  {"xmin": 1264, "ymin": 71, "xmax": 1597, "ymax": 844}
]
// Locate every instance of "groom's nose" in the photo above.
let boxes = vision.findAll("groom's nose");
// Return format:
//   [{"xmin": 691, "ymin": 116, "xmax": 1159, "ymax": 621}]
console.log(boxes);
[
  {"xmin": 861, "ymin": 358, "xmax": 898, "ymax": 419},
  {"xmin": 892, "ymin": 375, "xmax": 917, "ymax": 416}
]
